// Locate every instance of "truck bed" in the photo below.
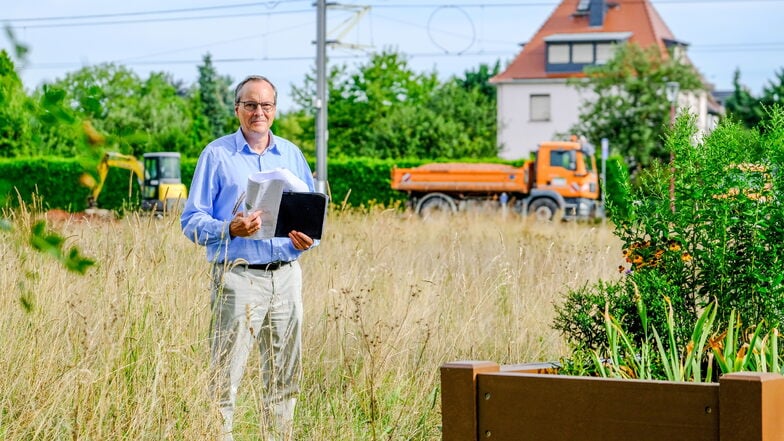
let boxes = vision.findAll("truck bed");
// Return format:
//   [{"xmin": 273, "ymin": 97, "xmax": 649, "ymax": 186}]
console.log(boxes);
[{"xmin": 390, "ymin": 162, "xmax": 530, "ymax": 193}]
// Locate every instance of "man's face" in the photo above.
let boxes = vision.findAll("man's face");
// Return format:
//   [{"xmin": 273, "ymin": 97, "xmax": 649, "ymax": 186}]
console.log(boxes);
[{"xmin": 235, "ymin": 80, "xmax": 276, "ymax": 138}]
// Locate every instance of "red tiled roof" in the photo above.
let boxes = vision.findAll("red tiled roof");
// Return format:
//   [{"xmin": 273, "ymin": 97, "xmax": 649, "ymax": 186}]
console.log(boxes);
[{"xmin": 492, "ymin": 0, "xmax": 679, "ymax": 82}]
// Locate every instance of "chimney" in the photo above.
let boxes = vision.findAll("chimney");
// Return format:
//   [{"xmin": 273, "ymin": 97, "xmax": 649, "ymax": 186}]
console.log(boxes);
[{"xmin": 589, "ymin": 0, "xmax": 606, "ymax": 27}]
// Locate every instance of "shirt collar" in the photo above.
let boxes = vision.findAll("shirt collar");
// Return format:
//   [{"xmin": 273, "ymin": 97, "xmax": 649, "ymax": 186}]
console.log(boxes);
[{"xmin": 233, "ymin": 128, "xmax": 280, "ymax": 155}]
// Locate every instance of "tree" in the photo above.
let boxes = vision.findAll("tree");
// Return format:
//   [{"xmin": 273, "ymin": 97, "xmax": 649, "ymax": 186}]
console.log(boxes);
[
  {"xmin": 46, "ymin": 64, "xmax": 193, "ymax": 156},
  {"xmin": 568, "ymin": 43, "xmax": 702, "ymax": 171},
  {"xmin": 364, "ymin": 77, "xmax": 498, "ymax": 158},
  {"xmin": 290, "ymin": 49, "xmax": 498, "ymax": 159},
  {"xmin": 0, "ymin": 50, "xmax": 34, "ymax": 157},
  {"xmin": 458, "ymin": 60, "xmax": 500, "ymax": 100},
  {"xmin": 329, "ymin": 50, "xmax": 440, "ymax": 157},
  {"xmin": 195, "ymin": 53, "xmax": 234, "ymax": 140},
  {"xmin": 760, "ymin": 69, "xmax": 784, "ymax": 119},
  {"xmin": 724, "ymin": 68, "xmax": 763, "ymax": 129}
]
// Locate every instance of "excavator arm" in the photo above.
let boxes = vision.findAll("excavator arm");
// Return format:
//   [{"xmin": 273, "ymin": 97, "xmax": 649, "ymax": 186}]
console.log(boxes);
[{"xmin": 89, "ymin": 152, "xmax": 144, "ymax": 207}]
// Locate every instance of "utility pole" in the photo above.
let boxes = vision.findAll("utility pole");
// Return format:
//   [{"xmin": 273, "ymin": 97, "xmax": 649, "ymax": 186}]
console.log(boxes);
[
  {"xmin": 315, "ymin": 0, "xmax": 328, "ymax": 194},
  {"xmin": 314, "ymin": 2, "xmax": 369, "ymax": 195}
]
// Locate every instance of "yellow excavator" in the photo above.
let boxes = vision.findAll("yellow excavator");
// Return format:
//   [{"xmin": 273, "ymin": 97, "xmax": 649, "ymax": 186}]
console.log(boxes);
[{"xmin": 89, "ymin": 152, "xmax": 188, "ymax": 212}]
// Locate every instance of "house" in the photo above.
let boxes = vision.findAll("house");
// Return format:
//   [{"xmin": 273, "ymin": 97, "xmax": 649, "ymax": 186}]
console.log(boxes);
[{"xmin": 491, "ymin": 0, "xmax": 722, "ymax": 160}]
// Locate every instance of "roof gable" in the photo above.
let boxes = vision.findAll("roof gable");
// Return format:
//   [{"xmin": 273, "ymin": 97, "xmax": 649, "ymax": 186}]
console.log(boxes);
[{"xmin": 492, "ymin": 0, "xmax": 683, "ymax": 82}]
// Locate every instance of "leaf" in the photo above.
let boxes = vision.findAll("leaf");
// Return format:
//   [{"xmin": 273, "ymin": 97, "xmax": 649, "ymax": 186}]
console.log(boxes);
[{"xmin": 28, "ymin": 220, "xmax": 95, "ymax": 274}]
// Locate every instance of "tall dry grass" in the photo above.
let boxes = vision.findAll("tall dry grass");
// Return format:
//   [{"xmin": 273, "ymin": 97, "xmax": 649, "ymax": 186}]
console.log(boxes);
[{"xmin": 0, "ymin": 206, "xmax": 621, "ymax": 440}]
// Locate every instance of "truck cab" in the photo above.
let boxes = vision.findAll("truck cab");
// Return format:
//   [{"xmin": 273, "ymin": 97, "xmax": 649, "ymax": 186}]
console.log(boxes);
[{"xmin": 526, "ymin": 141, "xmax": 599, "ymax": 220}]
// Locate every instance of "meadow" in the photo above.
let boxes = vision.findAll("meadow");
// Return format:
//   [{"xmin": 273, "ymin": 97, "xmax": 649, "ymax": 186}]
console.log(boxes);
[{"xmin": 0, "ymin": 207, "xmax": 622, "ymax": 440}]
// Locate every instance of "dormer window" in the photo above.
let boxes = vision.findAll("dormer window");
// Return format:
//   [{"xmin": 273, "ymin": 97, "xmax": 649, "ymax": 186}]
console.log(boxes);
[{"xmin": 545, "ymin": 32, "xmax": 631, "ymax": 73}]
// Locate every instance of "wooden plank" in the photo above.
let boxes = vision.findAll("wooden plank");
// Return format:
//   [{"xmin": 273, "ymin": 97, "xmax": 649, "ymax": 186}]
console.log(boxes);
[
  {"xmin": 441, "ymin": 361, "xmax": 500, "ymax": 441},
  {"xmin": 476, "ymin": 373, "xmax": 719, "ymax": 441},
  {"xmin": 719, "ymin": 372, "xmax": 784, "ymax": 441}
]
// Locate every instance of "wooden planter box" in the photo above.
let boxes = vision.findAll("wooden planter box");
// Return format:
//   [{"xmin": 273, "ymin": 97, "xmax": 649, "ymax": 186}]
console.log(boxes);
[{"xmin": 441, "ymin": 361, "xmax": 784, "ymax": 441}]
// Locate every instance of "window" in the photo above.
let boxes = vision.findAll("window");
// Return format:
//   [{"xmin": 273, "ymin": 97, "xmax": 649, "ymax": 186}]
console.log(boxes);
[
  {"xmin": 544, "ymin": 32, "xmax": 630, "ymax": 73},
  {"xmin": 530, "ymin": 94, "xmax": 551, "ymax": 122},
  {"xmin": 595, "ymin": 42, "xmax": 614, "ymax": 64},
  {"xmin": 572, "ymin": 43, "xmax": 594, "ymax": 63},
  {"xmin": 550, "ymin": 150, "xmax": 576, "ymax": 171},
  {"xmin": 547, "ymin": 44, "xmax": 570, "ymax": 64}
]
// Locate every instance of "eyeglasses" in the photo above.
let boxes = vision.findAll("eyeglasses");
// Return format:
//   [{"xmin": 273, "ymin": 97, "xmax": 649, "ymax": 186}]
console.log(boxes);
[{"xmin": 238, "ymin": 101, "xmax": 276, "ymax": 113}]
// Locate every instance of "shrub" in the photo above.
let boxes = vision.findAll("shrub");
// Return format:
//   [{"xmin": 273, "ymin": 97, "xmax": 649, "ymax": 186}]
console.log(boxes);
[{"xmin": 555, "ymin": 106, "xmax": 784, "ymax": 353}]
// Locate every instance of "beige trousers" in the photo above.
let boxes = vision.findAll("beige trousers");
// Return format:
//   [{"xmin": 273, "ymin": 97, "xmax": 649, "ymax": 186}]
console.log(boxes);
[{"xmin": 210, "ymin": 262, "xmax": 303, "ymax": 441}]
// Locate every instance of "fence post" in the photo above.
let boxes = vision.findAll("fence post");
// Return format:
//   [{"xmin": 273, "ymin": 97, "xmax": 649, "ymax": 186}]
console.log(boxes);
[
  {"xmin": 719, "ymin": 372, "xmax": 784, "ymax": 441},
  {"xmin": 441, "ymin": 361, "xmax": 500, "ymax": 441}
]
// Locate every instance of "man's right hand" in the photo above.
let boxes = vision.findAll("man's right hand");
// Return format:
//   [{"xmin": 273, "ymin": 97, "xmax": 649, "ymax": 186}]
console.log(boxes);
[{"xmin": 229, "ymin": 210, "xmax": 262, "ymax": 238}]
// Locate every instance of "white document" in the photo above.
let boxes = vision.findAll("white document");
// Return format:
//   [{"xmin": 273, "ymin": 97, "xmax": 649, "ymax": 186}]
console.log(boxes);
[{"xmin": 245, "ymin": 168, "xmax": 309, "ymax": 239}]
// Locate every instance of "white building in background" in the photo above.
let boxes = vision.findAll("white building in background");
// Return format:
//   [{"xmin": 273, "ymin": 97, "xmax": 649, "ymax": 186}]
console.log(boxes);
[{"xmin": 491, "ymin": 0, "xmax": 722, "ymax": 160}]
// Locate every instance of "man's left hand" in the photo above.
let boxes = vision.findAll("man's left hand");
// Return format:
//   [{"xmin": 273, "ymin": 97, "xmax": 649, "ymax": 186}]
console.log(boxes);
[{"xmin": 289, "ymin": 230, "xmax": 314, "ymax": 250}]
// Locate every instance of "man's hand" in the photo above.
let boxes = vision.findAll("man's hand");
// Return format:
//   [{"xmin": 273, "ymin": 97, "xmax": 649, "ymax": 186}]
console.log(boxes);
[
  {"xmin": 289, "ymin": 230, "xmax": 314, "ymax": 250},
  {"xmin": 229, "ymin": 211, "xmax": 262, "ymax": 238}
]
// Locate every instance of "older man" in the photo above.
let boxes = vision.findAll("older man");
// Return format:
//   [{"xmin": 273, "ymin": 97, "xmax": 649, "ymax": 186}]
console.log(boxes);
[{"xmin": 181, "ymin": 75, "xmax": 316, "ymax": 441}]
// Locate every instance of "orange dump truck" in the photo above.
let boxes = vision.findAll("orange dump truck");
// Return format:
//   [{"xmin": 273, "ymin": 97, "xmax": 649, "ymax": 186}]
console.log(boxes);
[{"xmin": 390, "ymin": 141, "xmax": 601, "ymax": 220}]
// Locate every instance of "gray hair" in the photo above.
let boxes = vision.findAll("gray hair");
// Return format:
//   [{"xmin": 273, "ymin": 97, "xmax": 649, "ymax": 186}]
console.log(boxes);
[{"xmin": 234, "ymin": 75, "xmax": 277, "ymax": 104}]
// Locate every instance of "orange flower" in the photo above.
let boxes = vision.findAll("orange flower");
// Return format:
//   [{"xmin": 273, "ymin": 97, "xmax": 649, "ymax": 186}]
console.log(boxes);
[{"xmin": 682, "ymin": 252, "xmax": 692, "ymax": 262}]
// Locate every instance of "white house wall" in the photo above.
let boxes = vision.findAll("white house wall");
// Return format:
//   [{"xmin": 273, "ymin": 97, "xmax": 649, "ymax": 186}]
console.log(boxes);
[
  {"xmin": 496, "ymin": 81, "xmax": 716, "ymax": 160},
  {"xmin": 496, "ymin": 79, "xmax": 586, "ymax": 160}
]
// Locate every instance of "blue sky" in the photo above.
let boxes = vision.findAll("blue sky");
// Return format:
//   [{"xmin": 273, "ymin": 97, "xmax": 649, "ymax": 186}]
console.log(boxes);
[{"xmin": 3, "ymin": 0, "xmax": 783, "ymax": 112}]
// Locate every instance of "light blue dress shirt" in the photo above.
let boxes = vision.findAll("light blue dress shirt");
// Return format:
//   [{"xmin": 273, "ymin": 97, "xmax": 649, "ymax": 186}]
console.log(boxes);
[{"xmin": 181, "ymin": 128, "xmax": 316, "ymax": 264}]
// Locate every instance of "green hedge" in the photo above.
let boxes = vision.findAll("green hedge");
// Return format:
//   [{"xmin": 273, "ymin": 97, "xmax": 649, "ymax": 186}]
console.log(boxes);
[
  {"xmin": 0, "ymin": 157, "xmax": 142, "ymax": 212},
  {"xmin": 2, "ymin": 155, "xmax": 630, "ymax": 214},
  {"xmin": 181, "ymin": 157, "xmax": 422, "ymax": 209}
]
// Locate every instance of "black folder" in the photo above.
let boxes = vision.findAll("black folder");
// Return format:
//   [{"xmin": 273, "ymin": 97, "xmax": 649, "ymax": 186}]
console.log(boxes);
[{"xmin": 273, "ymin": 192, "xmax": 329, "ymax": 240}]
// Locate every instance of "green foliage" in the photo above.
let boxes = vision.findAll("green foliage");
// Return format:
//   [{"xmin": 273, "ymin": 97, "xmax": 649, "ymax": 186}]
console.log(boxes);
[
  {"xmin": 553, "ymin": 280, "xmax": 635, "ymax": 351},
  {"xmin": 561, "ymin": 291, "xmax": 784, "ymax": 382},
  {"xmin": 0, "ymin": 50, "xmax": 34, "ymax": 158},
  {"xmin": 273, "ymin": 110, "xmax": 316, "ymax": 158},
  {"xmin": 0, "ymin": 158, "xmax": 140, "ymax": 211},
  {"xmin": 724, "ymin": 68, "xmax": 784, "ymax": 133},
  {"xmin": 325, "ymin": 157, "xmax": 419, "ymax": 208},
  {"xmin": 29, "ymin": 221, "xmax": 95, "ymax": 274},
  {"xmin": 602, "ymin": 154, "xmax": 632, "ymax": 219},
  {"xmin": 724, "ymin": 68, "xmax": 764, "ymax": 129},
  {"xmin": 195, "ymin": 53, "xmax": 234, "ymax": 140},
  {"xmin": 760, "ymin": 69, "xmax": 784, "ymax": 119},
  {"xmin": 290, "ymin": 49, "xmax": 498, "ymax": 159},
  {"xmin": 46, "ymin": 64, "xmax": 196, "ymax": 157},
  {"xmin": 568, "ymin": 43, "xmax": 703, "ymax": 171},
  {"xmin": 556, "ymin": 107, "xmax": 784, "ymax": 358},
  {"xmin": 2, "ymin": 155, "xmax": 500, "ymax": 213},
  {"xmin": 3, "ymin": 25, "xmax": 30, "ymax": 67}
]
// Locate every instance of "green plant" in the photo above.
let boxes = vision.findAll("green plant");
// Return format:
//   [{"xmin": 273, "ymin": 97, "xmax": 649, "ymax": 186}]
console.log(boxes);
[
  {"xmin": 556, "ymin": 106, "xmax": 784, "ymax": 354},
  {"xmin": 567, "ymin": 292, "xmax": 784, "ymax": 383},
  {"xmin": 708, "ymin": 310, "xmax": 783, "ymax": 375}
]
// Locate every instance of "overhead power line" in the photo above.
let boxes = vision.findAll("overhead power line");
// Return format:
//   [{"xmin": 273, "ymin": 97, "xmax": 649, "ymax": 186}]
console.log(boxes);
[
  {"xmin": 6, "ymin": 0, "xmax": 784, "ymax": 29},
  {"xmin": 4, "ymin": 0, "xmax": 311, "ymax": 22},
  {"xmin": 6, "ymin": 9, "xmax": 313, "ymax": 30},
  {"xmin": 22, "ymin": 41, "xmax": 784, "ymax": 73}
]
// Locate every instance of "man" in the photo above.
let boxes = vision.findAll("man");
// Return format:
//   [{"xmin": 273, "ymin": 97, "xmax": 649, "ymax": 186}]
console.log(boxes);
[{"xmin": 181, "ymin": 75, "xmax": 316, "ymax": 441}]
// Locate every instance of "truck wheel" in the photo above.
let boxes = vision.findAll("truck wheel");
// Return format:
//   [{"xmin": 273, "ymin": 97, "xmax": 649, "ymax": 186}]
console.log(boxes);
[
  {"xmin": 528, "ymin": 198, "xmax": 559, "ymax": 221},
  {"xmin": 416, "ymin": 193, "xmax": 457, "ymax": 218}
]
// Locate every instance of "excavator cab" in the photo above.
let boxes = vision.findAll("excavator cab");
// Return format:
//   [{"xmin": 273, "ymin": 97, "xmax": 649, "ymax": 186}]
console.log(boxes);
[
  {"xmin": 90, "ymin": 151, "xmax": 187, "ymax": 213},
  {"xmin": 141, "ymin": 152, "xmax": 188, "ymax": 212}
]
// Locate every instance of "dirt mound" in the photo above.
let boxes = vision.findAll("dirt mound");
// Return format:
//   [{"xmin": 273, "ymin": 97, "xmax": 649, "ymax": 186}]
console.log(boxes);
[{"xmin": 45, "ymin": 208, "xmax": 116, "ymax": 224}]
